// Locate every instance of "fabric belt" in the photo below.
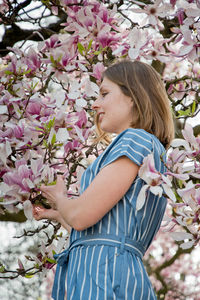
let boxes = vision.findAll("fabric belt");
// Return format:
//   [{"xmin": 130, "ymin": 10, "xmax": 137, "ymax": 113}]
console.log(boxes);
[{"xmin": 52, "ymin": 233, "xmax": 146, "ymax": 300}]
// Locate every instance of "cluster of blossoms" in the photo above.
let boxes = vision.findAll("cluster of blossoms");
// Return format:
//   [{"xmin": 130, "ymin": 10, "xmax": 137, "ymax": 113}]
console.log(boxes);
[
  {"xmin": 138, "ymin": 123, "xmax": 200, "ymax": 249},
  {"xmin": 0, "ymin": 0, "xmax": 200, "ymax": 297}
]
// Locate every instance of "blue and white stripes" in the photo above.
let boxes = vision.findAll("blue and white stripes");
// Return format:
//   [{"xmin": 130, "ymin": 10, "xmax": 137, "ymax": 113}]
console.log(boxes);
[{"xmin": 52, "ymin": 128, "xmax": 166, "ymax": 300}]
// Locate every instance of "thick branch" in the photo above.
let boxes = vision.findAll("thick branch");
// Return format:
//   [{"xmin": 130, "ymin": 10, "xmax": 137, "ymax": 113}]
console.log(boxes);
[
  {"xmin": 0, "ymin": 16, "xmax": 66, "ymax": 57},
  {"xmin": 147, "ymin": 244, "xmax": 195, "ymax": 297},
  {"xmin": 153, "ymin": 245, "xmax": 194, "ymax": 274},
  {"xmin": 0, "ymin": 210, "xmax": 26, "ymax": 223}
]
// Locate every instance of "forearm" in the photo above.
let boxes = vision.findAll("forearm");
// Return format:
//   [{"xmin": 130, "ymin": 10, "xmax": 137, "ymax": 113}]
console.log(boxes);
[
  {"xmin": 46, "ymin": 208, "xmax": 72, "ymax": 233},
  {"xmin": 56, "ymin": 212, "xmax": 72, "ymax": 233},
  {"xmin": 56, "ymin": 196, "xmax": 81, "ymax": 231}
]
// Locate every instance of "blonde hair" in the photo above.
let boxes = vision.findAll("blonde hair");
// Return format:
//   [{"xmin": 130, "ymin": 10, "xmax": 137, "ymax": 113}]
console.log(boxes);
[{"xmin": 95, "ymin": 60, "xmax": 174, "ymax": 149}]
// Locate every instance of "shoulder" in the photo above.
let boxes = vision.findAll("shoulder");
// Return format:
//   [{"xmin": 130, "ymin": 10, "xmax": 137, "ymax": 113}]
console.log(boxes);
[
  {"xmin": 120, "ymin": 128, "xmax": 165, "ymax": 148},
  {"xmin": 116, "ymin": 128, "xmax": 166, "ymax": 156},
  {"xmin": 121, "ymin": 128, "xmax": 153, "ymax": 141},
  {"xmin": 104, "ymin": 128, "xmax": 154, "ymax": 167},
  {"xmin": 116, "ymin": 128, "xmax": 154, "ymax": 149}
]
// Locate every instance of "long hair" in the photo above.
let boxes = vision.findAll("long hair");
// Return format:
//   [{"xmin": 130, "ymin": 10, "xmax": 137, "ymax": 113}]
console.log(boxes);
[{"xmin": 95, "ymin": 60, "xmax": 174, "ymax": 149}]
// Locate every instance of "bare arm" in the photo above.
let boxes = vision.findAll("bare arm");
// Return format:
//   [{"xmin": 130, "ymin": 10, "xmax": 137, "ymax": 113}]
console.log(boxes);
[{"xmin": 39, "ymin": 156, "xmax": 139, "ymax": 231}]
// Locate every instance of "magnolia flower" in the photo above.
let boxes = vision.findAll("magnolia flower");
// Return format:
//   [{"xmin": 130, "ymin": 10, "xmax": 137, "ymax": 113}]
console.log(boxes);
[
  {"xmin": 24, "ymin": 48, "xmax": 42, "ymax": 72},
  {"xmin": 131, "ymin": 0, "xmax": 172, "ymax": 30},
  {"xmin": 171, "ymin": 123, "xmax": 200, "ymax": 158},
  {"xmin": 3, "ymin": 163, "xmax": 34, "ymax": 193},
  {"xmin": 128, "ymin": 27, "xmax": 151, "ymax": 60},
  {"xmin": 92, "ymin": 62, "xmax": 105, "ymax": 81},
  {"xmin": 137, "ymin": 153, "xmax": 176, "ymax": 210}
]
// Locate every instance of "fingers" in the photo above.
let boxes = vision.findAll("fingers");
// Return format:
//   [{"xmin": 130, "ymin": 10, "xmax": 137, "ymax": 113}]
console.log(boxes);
[
  {"xmin": 40, "ymin": 176, "xmax": 66, "ymax": 202},
  {"xmin": 40, "ymin": 176, "xmax": 64, "ymax": 193},
  {"xmin": 32, "ymin": 205, "xmax": 46, "ymax": 220},
  {"xmin": 32, "ymin": 205, "xmax": 58, "ymax": 221}
]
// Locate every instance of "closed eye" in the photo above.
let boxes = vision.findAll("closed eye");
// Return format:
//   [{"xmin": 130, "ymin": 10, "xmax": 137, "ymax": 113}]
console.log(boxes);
[{"xmin": 102, "ymin": 92, "xmax": 108, "ymax": 97}]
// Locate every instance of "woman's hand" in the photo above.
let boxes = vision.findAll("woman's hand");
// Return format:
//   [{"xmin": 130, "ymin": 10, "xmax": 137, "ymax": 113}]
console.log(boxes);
[
  {"xmin": 32, "ymin": 205, "xmax": 71, "ymax": 233},
  {"xmin": 33, "ymin": 205, "xmax": 60, "ymax": 221},
  {"xmin": 40, "ymin": 175, "xmax": 67, "ymax": 210}
]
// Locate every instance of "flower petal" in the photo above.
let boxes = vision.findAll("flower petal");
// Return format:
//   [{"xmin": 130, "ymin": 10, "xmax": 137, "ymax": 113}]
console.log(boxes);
[
  {"xmin": 136, "ymin": 184, "xmax": 149, "ymax": 210},
  {"xmin": 180, "ymin": 241, "xmax": 194, "ymax": 249},
  {"xmin": 162, "ymin": 184, "xmax": 176, "ymax": 202},
  {"xmin": 170, "ymin": 231, "xmax": 193, "ymax": 241},
  {"xmin": 149, "ymin": 185, "xmax": 163, "ymax": 197},
  {"xmin": 23, "ymin": 200, "xmax": 33, "ymax": 220},
  {"xmin": 170, "ymin": 138, "xmax": 190, "ymax": 150}
]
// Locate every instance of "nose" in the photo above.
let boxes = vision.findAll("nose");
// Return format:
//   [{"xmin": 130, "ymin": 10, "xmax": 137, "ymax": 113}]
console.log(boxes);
[{"xmin": 91, "ymin": 97, "xmax": 101, "ymax": 111}]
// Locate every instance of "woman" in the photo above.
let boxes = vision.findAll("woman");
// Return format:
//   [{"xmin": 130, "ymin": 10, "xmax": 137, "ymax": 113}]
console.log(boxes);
[{"xmin": 33, "ymin": 60, "xmax": 174, "ymax": 300}]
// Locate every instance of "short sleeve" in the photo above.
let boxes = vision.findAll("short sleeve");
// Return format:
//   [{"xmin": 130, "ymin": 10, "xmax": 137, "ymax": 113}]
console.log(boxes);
[{"xmin": 102, "ymin": 129, "xmax": 153, "ymax": 168}]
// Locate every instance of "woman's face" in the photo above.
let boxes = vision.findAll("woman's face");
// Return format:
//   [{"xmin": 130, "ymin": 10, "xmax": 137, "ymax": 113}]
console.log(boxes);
[{"xmin": 92, "ymin": 77, "xmax": 133, "ymax": 134}]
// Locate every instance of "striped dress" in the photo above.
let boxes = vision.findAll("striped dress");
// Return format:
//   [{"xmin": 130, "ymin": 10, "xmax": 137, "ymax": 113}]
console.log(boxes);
[{"xmin": 52, "ymin": 128, "xmax": 167, "ymax": 300}]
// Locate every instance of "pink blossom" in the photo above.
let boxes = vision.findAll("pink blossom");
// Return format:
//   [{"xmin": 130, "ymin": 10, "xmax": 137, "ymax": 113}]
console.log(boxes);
[
  {"xmin": 131, "ymin": 0, "xmax": 171, "ymax": 30},
  {"xmin": 0, "ymin": 128, "xmax": 13, "ymax": 140},
  {"xmin": 64, "ymin": 140, "xmax": 82, "ymax": 155},
  {"xmin": 24, "ymin": 48, "xmax": 42, "ymax": 72},
  {"xmin": 75, "ymin": 110, "xmax": 87, "ymax": 128},
  {"xmin": 97, "ymin": 32, "xmax": 120, "ymax": 48},
  {"xmin": 3, "ymin": 165, "xmax": 33, "ymax": 192},
  {"xmin": 44, "ymin": 35, "xmax": 61, "ymax": 50},
  {"xmin": 26, "ymin": 101, "xmax": 42, "ymax": 116},
  {"xmin": 176, "ymin": 8, "xmax": 185, "ymax": 25},
  {"xmin": 137, "ymin": 154, "xmax": 164, "ymax": 210},
  {"xmin": 171, "ymin": 123, "xmax": 200, "ymax": 158},
  {"xmin": 0, "ymin": 0, "xmax": 9, "ymax": 15},
  {"xmin": 92, "ymin": 62, "xmax": 105, "ymax": 81},
  {"xmin": 13, "ymin": 125, "xmax": 24, "ymax": 139}
]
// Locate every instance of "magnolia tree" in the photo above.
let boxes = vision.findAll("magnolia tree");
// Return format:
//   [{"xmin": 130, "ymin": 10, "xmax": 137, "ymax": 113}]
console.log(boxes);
[{"xmin": 0, "ymin": 0, "xmax": 200, "ymax": 299}]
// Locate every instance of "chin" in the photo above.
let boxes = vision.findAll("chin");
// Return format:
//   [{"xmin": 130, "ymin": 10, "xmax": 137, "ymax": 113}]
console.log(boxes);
[
  {"xmin": 102, "ymin": 128, "xmax": 117, "ymax": 134},
  {"xmin": 99, "ymin": 123, "xmax": 119, "ymax": 134}
]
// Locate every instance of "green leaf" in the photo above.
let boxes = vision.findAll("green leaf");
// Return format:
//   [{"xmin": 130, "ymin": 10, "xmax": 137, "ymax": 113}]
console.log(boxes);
[
  {"xmin": 46, "ymin": 117, "xmax": 55, "ymax": 130},
  {"xmin": 34, "ymin": 263, "xmax": 40, "ymax": 269},
  {"xmin": 46, "ymin": 257, "xmax": 56, "ymax": 264},
  {"xmin": 177, "ymin": 108, "xmax": 191, "ymax": 117},
  {"xmin": 78, "ymin": 43, "xmax": 85, "ymax": 55},
  {"xmin": 47, "ymin": 180, "xmax": 56, "ymax": 186},
  {"xmin": 4, "ymin": 70, "xmax": 13, "ymax": 75},
  {"xmin": 177, "ymin": 179, "xmax": 183, "ymax": 189},
  {"xmin": 191, "ymin": 100, "xmax": 196, "ymax": 114},
  {"xmin": 23, "ymin": 69, "xmax": 32, "ymax": 75},
  {"xmin": 57, "ymin": 54, "xmax": 62, "ymax": 62},
  {"xmin": 42, "ymin": 0, "xmax": 50, "ymax": 4},
  {"xmin": 0, "ymin": 266, "xmax": 5, "ymax": 273},
  {"xmin": 87, "ymin": 39, "xmax": 93, "ymax": 51},
  {"xmin": 35, "ymin": 126, "xmax": 44, "ymax": 132},
  {"xmin": 50, "ymin": 55, "xmax": 55, "ymax": 64},
  {"xmin": 25, "ymin": 272, "xmax": 34, "ymax": 278},
  {"xmin": 31, "ymin": 81, "xmax": 39, "ymax": 90},
  {"xmin": 51, "ymin": 133, "xmax": 56, "ymax": 145}
]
